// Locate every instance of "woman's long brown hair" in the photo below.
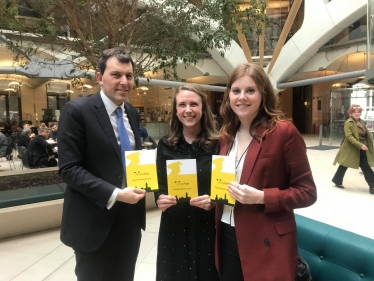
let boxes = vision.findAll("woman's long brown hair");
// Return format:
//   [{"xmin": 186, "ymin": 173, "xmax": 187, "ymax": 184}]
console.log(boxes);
[
  {"xmin": 167, "ymin": 84, "xmax": 219, "ymax": 151},
  {"xmin": 219, "ymin": 63, "xmax": 289, "ymax": 147}
]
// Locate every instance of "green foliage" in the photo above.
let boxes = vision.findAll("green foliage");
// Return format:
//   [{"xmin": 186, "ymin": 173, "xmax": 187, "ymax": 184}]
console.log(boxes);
[{"xmin": 0, "ymin": 0, "xmax": 268, "ymax": 79}]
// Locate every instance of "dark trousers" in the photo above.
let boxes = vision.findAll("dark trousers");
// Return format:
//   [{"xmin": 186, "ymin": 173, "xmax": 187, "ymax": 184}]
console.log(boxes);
[
  {"xmin": 219, "ymin": 222, "xmax": 244, "ymax": 281},
  {"xmin": 74, "ymin": 204, "xmax": 142, "ymax": 281},
  {"xmin": 332, "ymin": 150, "xmax": 374, "ymax": 187}
]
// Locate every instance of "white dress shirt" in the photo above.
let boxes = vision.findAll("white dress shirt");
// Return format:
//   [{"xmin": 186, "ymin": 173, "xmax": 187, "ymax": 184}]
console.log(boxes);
[
  {"xmin": 100, "ymin": 91, "xmax": 135, "ymax": 209},
  {"xmin": 221, "ymin": 133, "xmax": 252, "ymax": 226}
]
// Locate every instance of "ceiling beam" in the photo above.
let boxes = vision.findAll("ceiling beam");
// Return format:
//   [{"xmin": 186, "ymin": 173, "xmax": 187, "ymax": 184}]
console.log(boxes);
[
  {"xmin": 267, "ymin": 0, "xmax": 302, "ymax": 74},
  {"xmin": 277, "ymin": 70, "xmax": 366, "ymax": 89},
  {"xmin": 236, "ymin": 25, "xmax": 253, "ymax": 63},
  {"xmin": 259, "ymin": 23, "xmax": 265, "ymax": 67}
]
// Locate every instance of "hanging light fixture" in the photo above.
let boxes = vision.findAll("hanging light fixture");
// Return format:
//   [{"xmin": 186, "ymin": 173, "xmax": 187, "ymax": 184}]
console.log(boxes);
[
  {"xmin": 136, "ymin": 86, "xmax": 149, "ymax": 92},
  {"xmin": 8, "ymin": 81, "xmax": 20, "ymax": 87}
]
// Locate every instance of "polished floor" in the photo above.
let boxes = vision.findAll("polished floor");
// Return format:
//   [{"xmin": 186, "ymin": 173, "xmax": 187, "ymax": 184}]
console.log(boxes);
[{"xmin": 0, "ymin": 135, "xmax": 374, "ymax": 281}]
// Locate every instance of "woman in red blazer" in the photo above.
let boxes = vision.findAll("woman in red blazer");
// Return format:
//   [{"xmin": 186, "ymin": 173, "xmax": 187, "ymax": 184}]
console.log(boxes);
[{"xmin": 215, "ymin": 63, "xmax": 317, "ymax": 281}]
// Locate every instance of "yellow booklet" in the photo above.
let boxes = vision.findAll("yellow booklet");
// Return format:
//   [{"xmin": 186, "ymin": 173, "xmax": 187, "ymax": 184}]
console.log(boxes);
[
  {"xmin": 210, "ymin": 155, "xmax": 236, "ymax": 206},
  {"xmin": 125, "ymin": 150, "xmax": 158, "ymax": 192},
  {"xmin": 166, "ymin": 159, "xmax": 198, "ymax": 202}
]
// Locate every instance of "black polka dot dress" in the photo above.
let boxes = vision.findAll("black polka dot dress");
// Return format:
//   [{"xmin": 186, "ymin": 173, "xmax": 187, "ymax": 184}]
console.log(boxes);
[{"xmin": 155, "ymin": 136, "xmax": 220, "ymax": 281}]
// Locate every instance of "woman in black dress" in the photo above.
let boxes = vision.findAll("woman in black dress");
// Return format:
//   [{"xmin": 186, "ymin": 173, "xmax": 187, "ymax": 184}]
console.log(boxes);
[{"xmin": 155, "ymin": 84, "xmax": 220, "ymax": 281}]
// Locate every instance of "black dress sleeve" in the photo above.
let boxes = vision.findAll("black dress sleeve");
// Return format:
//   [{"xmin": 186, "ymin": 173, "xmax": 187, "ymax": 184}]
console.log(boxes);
[{"xmin": 155, "ymin": 138, "xmax": 168, "ymax": 202}]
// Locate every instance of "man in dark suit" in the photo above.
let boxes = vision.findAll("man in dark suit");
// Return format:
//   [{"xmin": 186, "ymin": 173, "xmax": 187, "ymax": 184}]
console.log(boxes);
[
  {"xmin": 58, "ymin": 48, "xmax": 146, "ymax": 281},
  {"xmin": 26, "ymin": 127, "xmax": 57, "ymax": 167}
]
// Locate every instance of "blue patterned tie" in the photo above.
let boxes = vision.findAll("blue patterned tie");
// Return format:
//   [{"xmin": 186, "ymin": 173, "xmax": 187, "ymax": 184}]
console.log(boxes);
[{"xmin": 115, "ymin": 107, "xmax": 131, "ymax": 174}]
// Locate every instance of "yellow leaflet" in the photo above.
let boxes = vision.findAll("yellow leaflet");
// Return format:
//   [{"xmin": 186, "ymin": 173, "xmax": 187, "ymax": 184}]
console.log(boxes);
[
  {"xmin": 210, "ymin": 155, "xmax": 236, "ymax": 206},
  {"xmin": 166, "ymin": 159, "xmax": 198, "ymax": 202},
  {"xmin": 125, "ymin": 150, "xmax": 158, "ymax": 192}
]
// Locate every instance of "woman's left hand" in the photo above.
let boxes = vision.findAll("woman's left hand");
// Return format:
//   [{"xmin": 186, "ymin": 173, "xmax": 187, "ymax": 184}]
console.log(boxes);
[
  {"xmin": 190, "ymin": 194, "xmax": 216, "ymax": 211},
  {"xmin": 228, "ymin": 181, "xmax": 265, "ymax": 205},
  {"xmin": 361, "ymin": 144, "xmax": 368, "ymax": 151}
]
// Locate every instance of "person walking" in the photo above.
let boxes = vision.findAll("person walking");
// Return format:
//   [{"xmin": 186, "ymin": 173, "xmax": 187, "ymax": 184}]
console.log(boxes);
[{"xmin": 332, "ymin": 104, "xmax": 374, "ymax": 194}]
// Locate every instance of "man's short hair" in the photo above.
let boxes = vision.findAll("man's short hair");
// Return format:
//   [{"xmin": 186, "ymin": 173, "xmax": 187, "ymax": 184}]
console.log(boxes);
[
  {"xmin": 97, "ymin": 48, "xmax": 134, "ymax": 75},
  {"xmin": 38, "ymin": 127, "xmax": 50, "ymax": 134}
]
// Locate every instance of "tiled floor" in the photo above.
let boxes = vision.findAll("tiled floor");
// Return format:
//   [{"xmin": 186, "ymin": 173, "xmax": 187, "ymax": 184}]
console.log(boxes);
[{"xmin": 1, "ymin": 135, "xmax": 374, "ymax": 281}]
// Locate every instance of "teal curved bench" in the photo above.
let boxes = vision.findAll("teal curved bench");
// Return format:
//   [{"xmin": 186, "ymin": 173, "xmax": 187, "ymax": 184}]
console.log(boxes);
[
  {"xmin": 296, "ymin": 214, "xmax": 374, "ymax": 281},
  {"xmin": 0, "ymin": 183, "xmax": 66, "ymax": 208}
]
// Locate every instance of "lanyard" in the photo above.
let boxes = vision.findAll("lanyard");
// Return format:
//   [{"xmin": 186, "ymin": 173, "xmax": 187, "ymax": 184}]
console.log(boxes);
[{"xmin": 235, "ymin": 144, "xmax": 250, "ymax": 170}]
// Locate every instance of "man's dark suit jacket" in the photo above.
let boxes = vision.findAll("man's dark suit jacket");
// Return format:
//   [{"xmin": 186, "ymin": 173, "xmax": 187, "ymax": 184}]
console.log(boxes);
[
  {"xmin": 27, "ymin": 135, "xmax": 53, "ymax": 166},
  {"xmin": 59, "ymin": 92, "xmax": 145, "ymax": 252},
  {"xmin": 17, "ymin": 135, "xmax": 31, "ymax": 148}
]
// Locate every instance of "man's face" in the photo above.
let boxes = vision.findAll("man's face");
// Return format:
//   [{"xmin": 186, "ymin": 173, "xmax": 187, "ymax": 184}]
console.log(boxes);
[
  {"xmin": 51, "ymin": 125, "xmax": 57, "ymax": 132},
  {"xmin": 23, "ymin": 124, "xmax": 30, "ymax": 129},
  {"xmin": 95, "ymin": 57, "xmax": 134, "ymax": 106}
]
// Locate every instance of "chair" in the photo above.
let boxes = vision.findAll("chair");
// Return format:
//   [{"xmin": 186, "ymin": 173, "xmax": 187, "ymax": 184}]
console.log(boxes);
[
  {"xmin": 19, "ymin": 146, "xmax": 39, "ymax": 169},
  {"xmin": 5, "ymin": 141, "xmax": 16, "ymax": 170},
  {"xmin": 7, "ymin": 136, "xmax": 18, "ymax": 158},
  {"xmin": 144, "ymin": 136, "xmax": 157, "ymax": 149},
  {"xmin": 17, "ymin": 145, "xmax": 24, "ymax": 169}
]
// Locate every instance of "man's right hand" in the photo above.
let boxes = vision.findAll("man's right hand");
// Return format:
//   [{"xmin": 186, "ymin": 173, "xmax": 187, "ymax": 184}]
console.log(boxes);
[
  {"xmin": 156, "ymin": 194, "xmax": 177, "ymax": 212},
  {"xmin": 116, "ymin": 188, "xmax": 146, "ymax": 204}
]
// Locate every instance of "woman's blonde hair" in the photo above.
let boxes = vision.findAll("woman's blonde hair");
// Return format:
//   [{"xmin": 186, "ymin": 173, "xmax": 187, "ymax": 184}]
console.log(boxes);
[{"xmin": 348, "ymin": 104, "xmax": 363, "ymax": 115}]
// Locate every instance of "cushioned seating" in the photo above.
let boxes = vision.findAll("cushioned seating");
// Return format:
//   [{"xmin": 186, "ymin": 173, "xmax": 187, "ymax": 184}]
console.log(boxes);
[
  {"xmin": 296, "ymin": 214, "xmax": 374, "ymax": 281},
  {"xmin": 0, "ymin": 183, "xmax": 65, "ymax": 208}
]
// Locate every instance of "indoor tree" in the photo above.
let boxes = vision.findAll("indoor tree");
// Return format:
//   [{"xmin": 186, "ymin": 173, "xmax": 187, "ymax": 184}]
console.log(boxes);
[{"xmin": 0, "ymin": 0, "xmax": 268, "ymax": 79}]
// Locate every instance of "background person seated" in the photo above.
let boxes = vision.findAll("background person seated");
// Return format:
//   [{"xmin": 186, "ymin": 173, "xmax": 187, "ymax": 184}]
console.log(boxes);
[
  {"xmin": 0, "ymin": 131, "xmax": 8, "ymax": 157},
  {"xmin": 27, "ymin": 127, "xmax": 57, "ymax": 167},
  {"xmin": 48, "ymin": 124, "xmax": 58, "ymax": 141},
  {"xmin": 139, "ymin": 125, "xmax": 148, "ymax": 143},
  {"xmin": 16, "ymin": 121, "xmax": 35, "ymax": 144},
  {"xmin": 27, "ymin": 120, "xmax": 37, "ymax": 134},
  {"xmin": 17, "ymin": 128, "xmax": 32, "ymax": 148},
  {"xmin": 10, "ymin": 120, "xmax": 18, "ymax": 135},
  {"xmin": 4, "ymin": 119, "xmax": 12, "ymax": 137}
]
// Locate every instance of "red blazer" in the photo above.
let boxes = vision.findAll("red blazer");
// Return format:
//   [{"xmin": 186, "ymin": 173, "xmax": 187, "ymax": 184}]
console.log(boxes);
[{"xmin": 215, "ymin": 122, "xmax": 317, "ymax": 281}]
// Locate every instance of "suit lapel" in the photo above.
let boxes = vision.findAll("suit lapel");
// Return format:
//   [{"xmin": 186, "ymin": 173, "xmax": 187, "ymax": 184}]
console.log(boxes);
[
  {"xmin": 240, "ymin": 139, "xmax": 260, "ymax": 184},
  {"xmin": 240, "ymin": 126, "xmax": 265, "ymax": 185},
  {"xmin": 93, "ymin": 92, "xmax": 121, "ymax": 161},
  {"xmin": 219, "ymin": 138, "xmax": 230, "ymax": 156}
]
